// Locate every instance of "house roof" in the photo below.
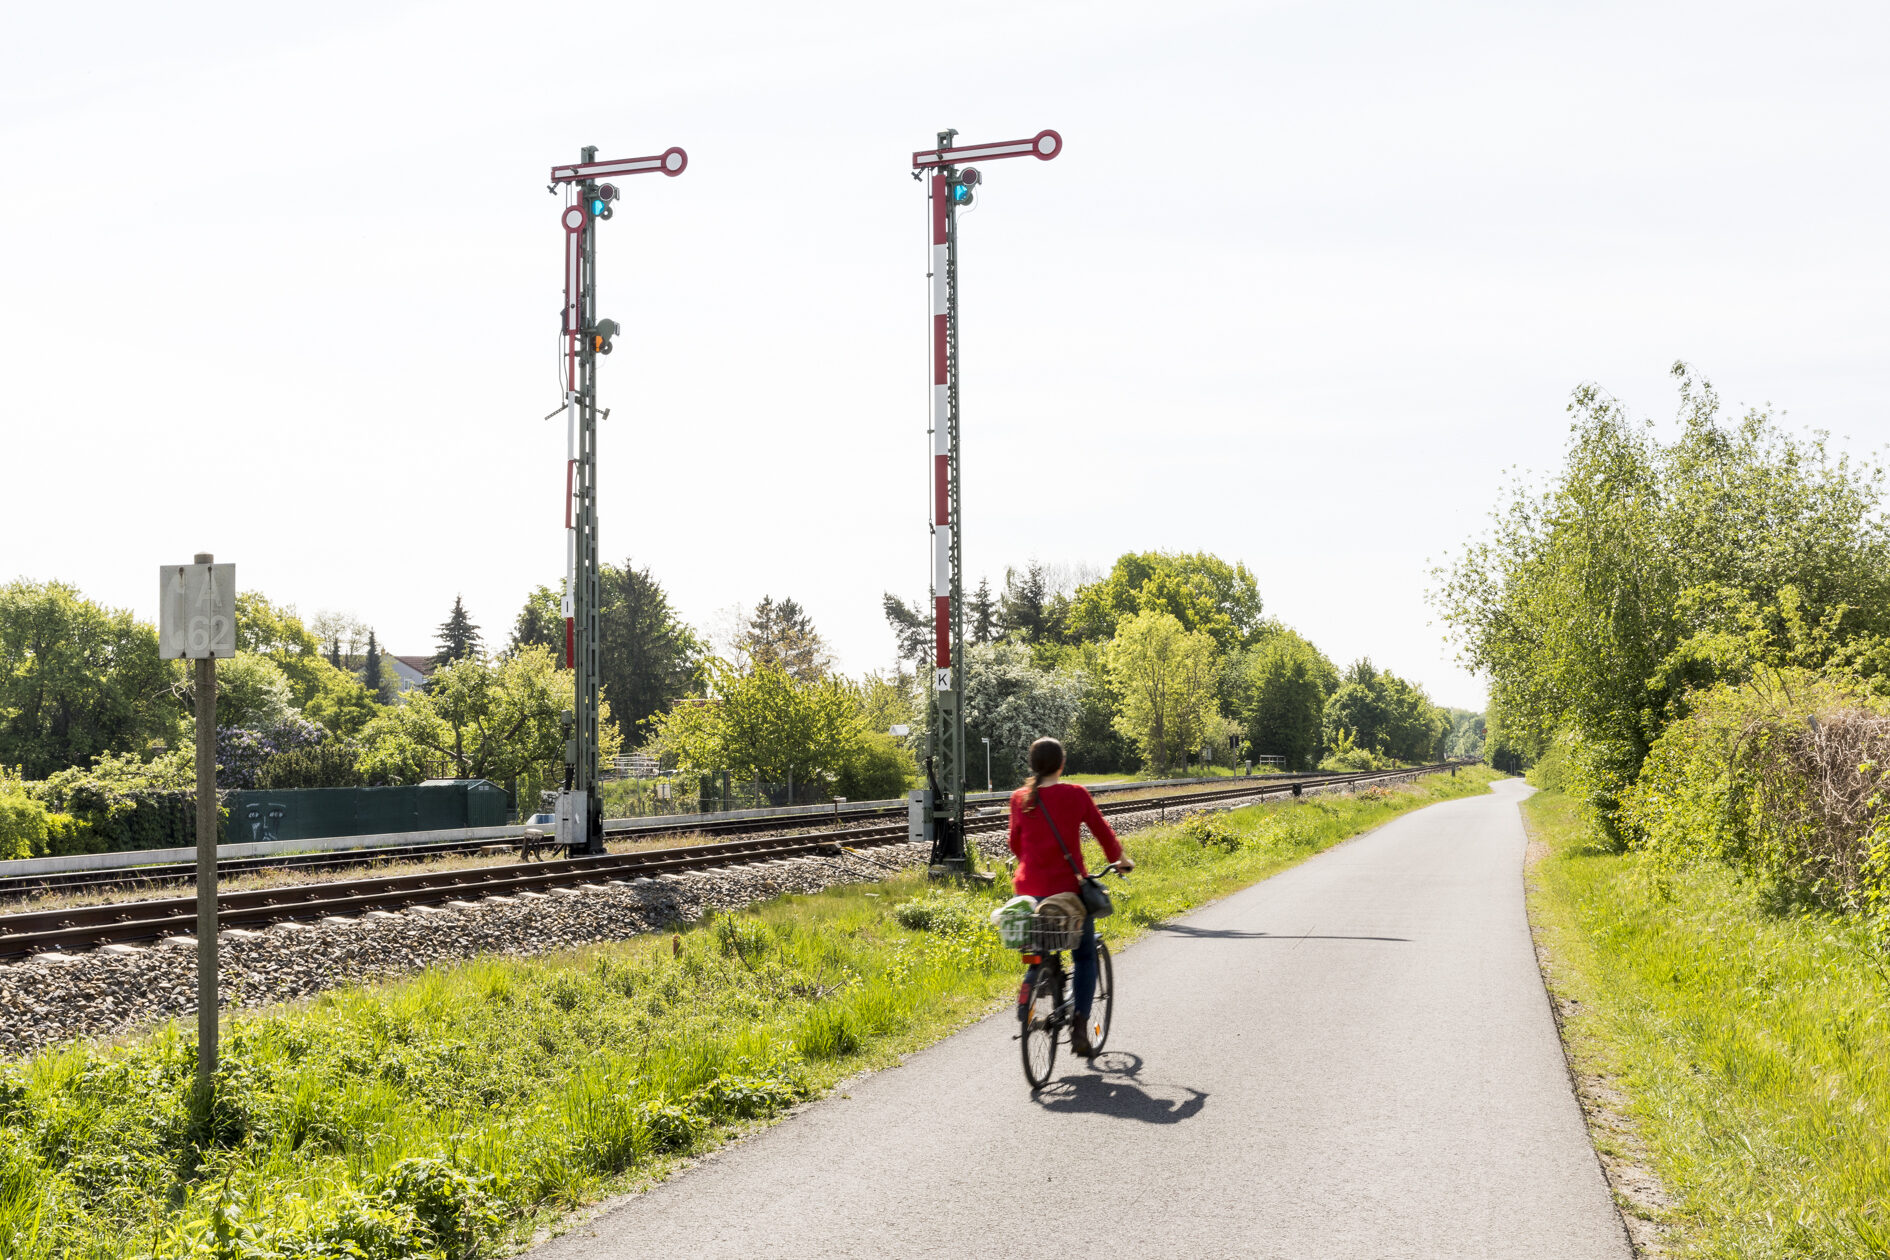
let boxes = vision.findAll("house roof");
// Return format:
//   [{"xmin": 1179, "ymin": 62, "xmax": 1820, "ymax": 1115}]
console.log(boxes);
[{"xmin": 391, "ymin": 655, "xmax": 436, "ymax": 674}]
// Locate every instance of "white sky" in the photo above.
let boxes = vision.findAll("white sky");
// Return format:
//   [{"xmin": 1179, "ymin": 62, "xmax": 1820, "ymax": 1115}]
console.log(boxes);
[{"xmin": 3, "ymin": 1, "xmax": 1887, "ymax": 711}]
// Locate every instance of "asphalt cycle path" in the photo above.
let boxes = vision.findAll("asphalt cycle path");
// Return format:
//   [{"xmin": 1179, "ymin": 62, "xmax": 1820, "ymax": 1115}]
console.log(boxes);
[{"xmin": 537, "ymin": 778, "xmax": 1629, "ymax": 1259}]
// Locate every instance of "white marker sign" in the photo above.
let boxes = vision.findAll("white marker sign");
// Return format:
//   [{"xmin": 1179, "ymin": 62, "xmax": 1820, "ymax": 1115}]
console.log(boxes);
[{"xmin": 158, "ymin": 563, "xmax": 236, "ymax": 659}]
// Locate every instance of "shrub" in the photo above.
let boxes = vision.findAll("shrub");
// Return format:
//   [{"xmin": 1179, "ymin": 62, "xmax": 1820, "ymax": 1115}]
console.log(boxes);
[
  {"xmin": 688, "ymin": 1070, "xmax": 802, "ymax": 1121},
  {"xmin": 634, "ymin": 1100, "xmax": 704, "ymax": 1153},
  {"xmin": 893, "ymin": 889, "xmax": 987, "ymax": 937},
  {"xmin": 1316, "ymin": 729, "xmax": 1398, "ymax": 773},
  {"xmin": 373, "ymin": 1156, "xmax": 503, "ymax": 1256},
  {"xmin": 216, "ymin": 718, "xmax": 327, "ymax": 791},
  {"xmin": 255, "ymin": 737, "xmax": 368, "ymax": 789},
  {"xmin": 1621, "ymin": 670, "xmax": 1890, "ymax": 911},
  {"xmin": 0, "ymin": 772, "xmax": 87, "ymax": 860},
  {"xmin": 834, "ymin": 730, "xmax": 916, "ymax": 802},
  {"xmin": 1524, "ymin": 732, "xmax": 1572, "ymax": 792},
  {"xmin": 33, "ymin": 749, "xmax": 211, "ymax": 853},
  {"xmin": 1179, "ymin": 812, "xmax": 1241, "ymax": 852},
  {"xmin": 0, "ymin": 771, "xmax": 49, "ymax": 860}
]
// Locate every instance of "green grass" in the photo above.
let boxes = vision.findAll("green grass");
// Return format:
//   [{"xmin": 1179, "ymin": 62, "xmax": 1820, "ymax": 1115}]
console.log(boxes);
[
  {"xmin": 0, "ymin": 768, "xmax": 1500, "ymax": 1260},
  {"xmin": 1523, "ymin": 789, "xmax": 1890, "ymax": 1259}
]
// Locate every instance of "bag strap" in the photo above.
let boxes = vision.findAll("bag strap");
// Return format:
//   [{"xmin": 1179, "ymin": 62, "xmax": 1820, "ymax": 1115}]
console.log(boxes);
[{"xmin": 1034, "ymin": 787, "xmax": 1087, "ymax": 882}]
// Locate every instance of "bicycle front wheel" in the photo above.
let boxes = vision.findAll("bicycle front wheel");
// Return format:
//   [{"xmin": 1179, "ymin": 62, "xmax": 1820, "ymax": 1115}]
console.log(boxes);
[
  {"xmin": 1083, "ymin": 939, "xmax": 1114, "ymax": 1056},
  {"xmin": 1020, "ymin": 966, "xmax": 1061, "ymax": 1089}
]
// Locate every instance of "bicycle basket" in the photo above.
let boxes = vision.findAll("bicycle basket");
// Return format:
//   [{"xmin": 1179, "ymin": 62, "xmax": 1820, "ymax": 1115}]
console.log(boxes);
[{"xmin": 1025, "ymin": 914, "xmax": 1085, "ymax": 953}]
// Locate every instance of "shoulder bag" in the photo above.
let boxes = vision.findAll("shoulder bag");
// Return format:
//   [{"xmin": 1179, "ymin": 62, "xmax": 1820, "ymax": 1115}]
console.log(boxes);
[{"xmin": 1036, "ymin": 789, "xmax": 1113, "ymax": 919}]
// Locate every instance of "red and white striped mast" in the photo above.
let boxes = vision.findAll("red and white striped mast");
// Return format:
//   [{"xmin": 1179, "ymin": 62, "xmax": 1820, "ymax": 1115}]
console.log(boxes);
[
  {"xmin": 910, "ymin": 127, "xmax": 1062, "ymax": 870},
  {"xmin": 547, "ymin": 142, "xmax": 687, "ymax": 854}
]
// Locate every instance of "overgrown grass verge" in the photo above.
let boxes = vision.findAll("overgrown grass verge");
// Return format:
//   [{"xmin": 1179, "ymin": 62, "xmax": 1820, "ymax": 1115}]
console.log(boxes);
[
  {"xmin": 1523, "ymin": 788, "xmax": 1890, "ymax": 1259},
  {"xmin": 1, "ymin": 768, "xmax": 1499, "ymax": 1259}
]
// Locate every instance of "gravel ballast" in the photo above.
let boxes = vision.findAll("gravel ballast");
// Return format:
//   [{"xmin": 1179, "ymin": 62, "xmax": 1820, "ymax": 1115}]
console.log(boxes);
[{"xmin": 0, "ymin": 779, "xmax": 1407, "ymax": 1057}]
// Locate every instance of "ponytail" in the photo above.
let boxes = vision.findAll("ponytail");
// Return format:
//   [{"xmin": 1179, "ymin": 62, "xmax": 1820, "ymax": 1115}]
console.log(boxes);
[{"xmin": 1022, "ymin": 737, "xmax": 1066, "ymax": 812}]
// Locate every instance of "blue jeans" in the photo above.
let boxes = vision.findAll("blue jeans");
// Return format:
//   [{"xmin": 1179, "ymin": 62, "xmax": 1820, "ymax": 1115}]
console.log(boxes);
[{"xmin": 1071, "ymin": 914, "xmax": 1099, "ymax": 1018}]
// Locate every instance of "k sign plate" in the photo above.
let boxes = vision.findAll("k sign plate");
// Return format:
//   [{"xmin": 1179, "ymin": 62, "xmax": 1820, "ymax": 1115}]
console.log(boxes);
[{"xmin": 159, "ymin": 563, "xmax": 236, "ymax": 659}]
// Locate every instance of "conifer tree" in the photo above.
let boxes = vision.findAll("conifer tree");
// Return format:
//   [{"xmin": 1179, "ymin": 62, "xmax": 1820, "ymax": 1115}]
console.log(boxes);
[
  {"xmin": 742, "ymin": 596, "xmax": 830, "ymax": 681},
  {"xmin": 970, "ymin": 577, "xmax": 999, "ymax": 644},
  {"xmin": 361, "ymin": 629, "xmax": 393, "ymax": 704},
  {"xmin": 881, "ymin": 593, "xmax": 933, "ymax": 670},
  {"xmin": 433, "ymin": 596, "xmax": 484, "ymax": 667},
  {"xmin": 999, "ymin": 564, "xmax": 1051, "ymax": 642}
]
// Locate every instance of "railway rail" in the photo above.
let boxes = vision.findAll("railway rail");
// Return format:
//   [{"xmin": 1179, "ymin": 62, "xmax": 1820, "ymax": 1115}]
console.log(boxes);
[
  {"xmin": 0, "ymin": 805, "xmax": 925, "ymax": 902},
  {"xmin": 0, "ymin": 770, "xmax": 1369, "ymax": 903},
  {"xmin": 0, "ymin": 764, "xmax": 1456, "ymax": 958}
]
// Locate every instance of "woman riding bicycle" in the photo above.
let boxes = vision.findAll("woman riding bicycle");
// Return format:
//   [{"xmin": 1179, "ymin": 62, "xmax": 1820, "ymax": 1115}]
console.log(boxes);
[{"xmin": 1007, "ymin": 737, "xmax": 1134, "ymax": 1057}]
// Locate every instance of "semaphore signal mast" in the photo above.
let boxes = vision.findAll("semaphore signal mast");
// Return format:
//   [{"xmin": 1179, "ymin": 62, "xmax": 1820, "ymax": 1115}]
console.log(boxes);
[
  {"xmin": 909, "ymin": 128, "xmax": 1061, "ymax": 872},
  {"xmin": 547, "ymin": 143, "xmax": 687, "ymax": 853}
]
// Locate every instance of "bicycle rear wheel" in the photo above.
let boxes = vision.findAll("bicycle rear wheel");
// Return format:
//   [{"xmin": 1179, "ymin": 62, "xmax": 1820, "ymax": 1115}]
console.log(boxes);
[
  {"xmin": 1082, "ymin": 939, "xmax": 1114, "ymax": 1056},
  {"xmin": 1020, "ymin": 965, "xmax": 1062, "ymax": 1089}
]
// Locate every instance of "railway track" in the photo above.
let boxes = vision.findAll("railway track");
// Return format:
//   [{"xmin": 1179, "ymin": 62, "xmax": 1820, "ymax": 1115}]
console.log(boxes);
[
  {"xmin": 0, "ymin": 770, "xmax": 1361, "ymax": 903},
  {"xmin": 0, "ymin": 805, "xmax": 898, "ymax": 903},
  {"xmin": 0, "ymin": 809, "xmax": 924, "ymax": 905},
  {"xmin": 0, "ymin": 764, "xmax": 1455, "ymax": 957}
]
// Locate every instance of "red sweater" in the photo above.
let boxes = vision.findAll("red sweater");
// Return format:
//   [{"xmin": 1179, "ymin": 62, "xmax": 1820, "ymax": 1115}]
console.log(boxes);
[{"xmin": 1007, "ymin": 782, "xmax": 1123, "ymax": 898}]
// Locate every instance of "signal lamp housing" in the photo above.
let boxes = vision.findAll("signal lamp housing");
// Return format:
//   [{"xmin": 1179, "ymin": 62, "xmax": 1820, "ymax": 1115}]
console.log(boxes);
[{"xmin": 948, "ymin": 167, "xmax": 982, "ymax": 207}]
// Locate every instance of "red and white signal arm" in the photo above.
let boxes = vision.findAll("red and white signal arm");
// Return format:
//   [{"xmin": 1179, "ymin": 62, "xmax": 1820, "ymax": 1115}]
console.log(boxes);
[
  {"xmin": 553, "ymin": 147, "xmax": 689, "ymax": 390},
  {"xmin": 550, "ymin": 147, "xmax": 688, "ymax": 184},
  {"xmin": 912, "ymin": 130, "xmax": 1061, "ymax": 170}
]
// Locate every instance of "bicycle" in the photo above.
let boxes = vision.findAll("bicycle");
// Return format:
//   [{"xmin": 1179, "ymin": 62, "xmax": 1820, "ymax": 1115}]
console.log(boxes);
[{"xmin": 1011, "ymin": 863, "xmax": 1124, "ymax": 1089}]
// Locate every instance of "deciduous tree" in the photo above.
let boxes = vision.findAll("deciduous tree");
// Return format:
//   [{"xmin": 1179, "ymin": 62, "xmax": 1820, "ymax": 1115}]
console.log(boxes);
[
  {"xmin": 1236, "ymin": 628, "xmax": 1338, "ymax": 771},
  {"xmin": 358, "ymin": 645, "xmax": 618, "ymax": 796},
  {"xmin": 1435, "ymin": 364, "xmax": 1890, "ymax": 821},
  {"xmin": 0, "ymin": 581, "xmax": 177, "ymax": 778},
  {"xmin": 1068, "ymin": 552, "xmax": 1264, "ymax": 652},
  {"xmin": 310, "ymin": 610, "xmax": 367, "ymax": 670},
  {"xmin": 178, "ymin": 654, "xmax": 293, "ymax": 732},
  {"xmin": 962, "ymin": 641, "xmax": 1082, "ymax": 787},
  {"xmin": 652, "ymin": 660, "xmax": 860, "ymax": 799},
  {"xmin": 235, "ymin": 594, "xmax": 379, "ymax": 735},
  {"xmin": 1059, "ymin": 642, "xmax": 1142, "ymax": 775},
  {"xmin": 1104, "ymin": 610, "xmax": 1221, "ymax": 776}
]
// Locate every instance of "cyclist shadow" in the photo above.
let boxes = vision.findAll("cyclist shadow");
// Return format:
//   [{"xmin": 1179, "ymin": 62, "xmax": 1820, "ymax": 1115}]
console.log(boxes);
[
  {"xmin": 1033, "ymin": 1053, "xmax": 1207, "ymax": 1125},
  {"xmin": 1154, "ymin": 925, "xmax": 1410, "ymax": 942}
]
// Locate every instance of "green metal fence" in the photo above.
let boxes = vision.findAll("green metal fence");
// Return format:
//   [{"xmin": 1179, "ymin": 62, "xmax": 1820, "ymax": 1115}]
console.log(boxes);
[{"xmin": 223, "ymin": 780, "xmax": 509, "ymax": 845}]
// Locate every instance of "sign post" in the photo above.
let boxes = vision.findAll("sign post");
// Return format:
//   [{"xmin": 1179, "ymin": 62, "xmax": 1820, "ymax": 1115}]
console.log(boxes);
[
  {"xmin": 909, "ymin": 128, "xmax": 1061, "ymax": 872},
  {"xmin": 159, "ymin": 555, "xmax": 234, "ymax": 1097},
  {"xmin": 546, "ymin": 144, "xmax": 688, "ymax": 855}
]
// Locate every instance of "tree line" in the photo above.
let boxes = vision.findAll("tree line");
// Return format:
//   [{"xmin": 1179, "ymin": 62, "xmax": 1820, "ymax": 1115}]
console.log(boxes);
[
  {"xmin": 881, "ymin": 550, "xmax": 1467, "ymax": 787},
  {"xmin": 0, "ymin": 547, "xmax": 1473, "ymax": 857},
  {"xmin": 1435, "ymin": 363, "xmax": 1890, "ymax": 919}
]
